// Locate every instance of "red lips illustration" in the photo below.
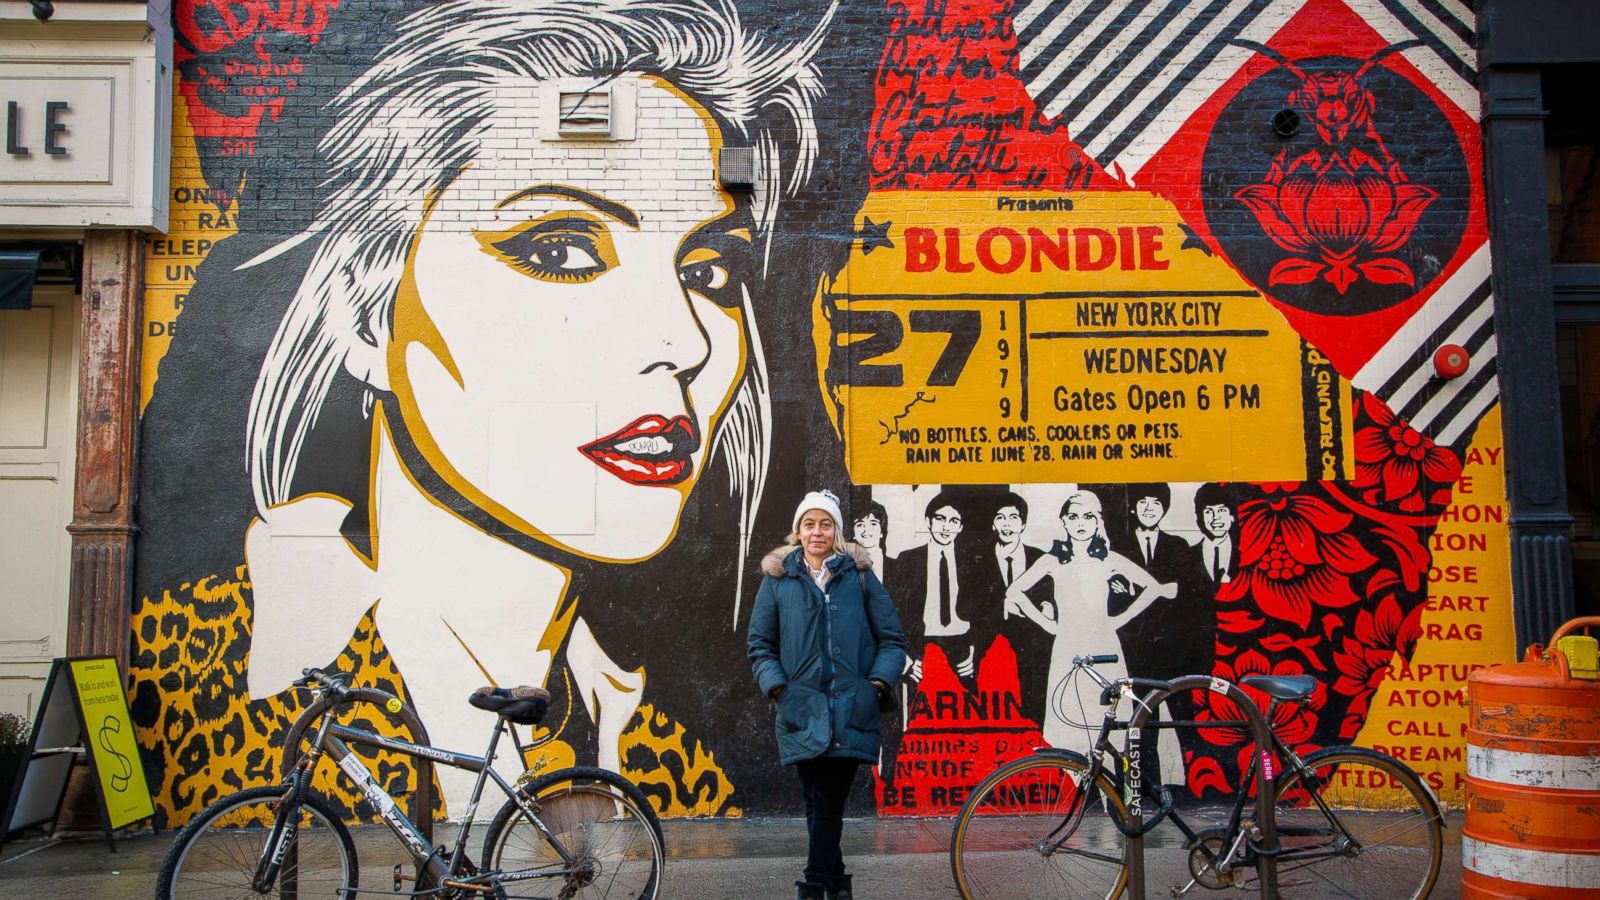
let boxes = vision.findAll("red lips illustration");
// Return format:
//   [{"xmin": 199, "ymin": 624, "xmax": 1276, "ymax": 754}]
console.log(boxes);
[{"xmin": 578, "ymin": 414, "xmax": 700, "ymax": 486}]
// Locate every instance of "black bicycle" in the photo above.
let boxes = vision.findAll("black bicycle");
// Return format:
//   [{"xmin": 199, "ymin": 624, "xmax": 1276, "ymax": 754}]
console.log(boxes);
[
  {"xmin": 950, "ymin": 654, "xmax": 1443, "ymax": 899},
  {"xmin": 155, "ymin": 668, "xmax": 664, "ymax": 899}
]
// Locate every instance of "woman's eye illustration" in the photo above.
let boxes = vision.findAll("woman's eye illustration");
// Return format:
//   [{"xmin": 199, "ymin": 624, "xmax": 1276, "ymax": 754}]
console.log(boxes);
[
  {"xmin": 679, "ymin": 260, "xmax": 729, "ymax": 292},
  {"xmin": 475, "ymin": 217, "xmax": 617, "ymax": 284},
  {"xmin": 677, "ymin": 247, "xmax": 732, "ymax": 301}
]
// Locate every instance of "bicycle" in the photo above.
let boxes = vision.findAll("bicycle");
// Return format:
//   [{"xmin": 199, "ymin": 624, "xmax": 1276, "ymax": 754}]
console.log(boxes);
[
  {"xmin": 156, "ymin": 667, "xmax": 664, "ymax": 899},
  {"xmin": 950, "ymin": 654, "xmax": 1443, "ymax": 899}
]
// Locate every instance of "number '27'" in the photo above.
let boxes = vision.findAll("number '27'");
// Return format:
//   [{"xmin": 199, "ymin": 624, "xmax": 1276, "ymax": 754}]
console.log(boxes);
[{"xmin": 840, "ymin": 309, "xmax": 980, "ymax": 388}]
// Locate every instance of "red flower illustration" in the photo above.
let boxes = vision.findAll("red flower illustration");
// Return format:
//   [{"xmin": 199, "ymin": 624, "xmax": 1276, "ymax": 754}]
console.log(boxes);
[
  {"xmin": 1331, "ymin": 594, "xmax": 1423, "ymax": 737},
  {"xmin": 1186, "ymin": 755, "xmax": 1232, "ymax": 799},
  {"xmin": 1195, "ymin": 648, "xmax": 1322, "ymax": 783},
  {"xmin": 1222, "ymin": 483, "xmax": 1376, "ymax": 624},
  {"xmin": 1353, "ymin": 393, "xmax": 1462, "ymax": 512},
  {"xmin": 1236, "ymin": 147, "xmax": 1437, "ymax": 295},
  {"xmin": 1219, "ymin": 483, "xmax": 1379, "ymax": 629}
]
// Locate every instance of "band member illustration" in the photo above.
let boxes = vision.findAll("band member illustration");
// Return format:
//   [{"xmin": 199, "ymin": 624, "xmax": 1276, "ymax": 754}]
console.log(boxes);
[
  {"xmin": 1124, "ymin": 484, "xmax": 1191, "ymax": 576},
  {"xmin": 970, "ymin": 492, "xmax": 1054, "ymax": 724},
  {"xmin": 1109, "ymin": 484, "xmax": 1214, "ymax": 786},
  {"xmin": 851, "ymin": 499, "xmax": 892, "ymax": 583},
  {"xmin": 1111, "ymin": 484, "xmax": 1213, "ymax": 679},
  {"xmin": 1195, "ymin": 482, "xmax": 1241, "ymax": 587},
  {"xmin": 1005, "ymin": 490, "xmax": 1179, "ymax": 767},
  {"xmin": 888, "ymin": 491, "xmax": 992, "ymax": 682}
]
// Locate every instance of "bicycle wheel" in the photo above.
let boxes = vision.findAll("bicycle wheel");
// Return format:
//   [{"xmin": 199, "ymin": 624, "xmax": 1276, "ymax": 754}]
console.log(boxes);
[
  {"xmin": 1273, "ymin": 746, "xmax": 1443, "ymax": 899},
  {"xmin": 482, "ymin": 766, "xmax": 663, "ymax": 899},
  {"xmin": 156, "ymin": 783, "xmax": 358, "ymax": 900},
  {"xmin": 951, "ymin": 752, "xmax": 1130, "ymax": 900}
]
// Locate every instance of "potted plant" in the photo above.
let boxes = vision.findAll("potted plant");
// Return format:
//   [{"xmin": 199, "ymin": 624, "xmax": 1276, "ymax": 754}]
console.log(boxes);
[{"xmin": 0, "ymin": 712, "xmax": 30, "ymax": 817}]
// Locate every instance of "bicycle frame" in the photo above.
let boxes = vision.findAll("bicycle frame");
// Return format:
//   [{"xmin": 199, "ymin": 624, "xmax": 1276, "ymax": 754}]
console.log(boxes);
[
  {"xmin": 255, "ymin": 686, "xmax": 587, "ymax": 897},
  {"xmin": 1046, "ymin": 668, "xmax": 1283, "ymax": 900}
]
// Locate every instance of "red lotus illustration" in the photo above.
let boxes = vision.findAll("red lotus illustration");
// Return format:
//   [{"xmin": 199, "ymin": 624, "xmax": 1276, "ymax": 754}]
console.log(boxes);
[
  {"xmin": 1229, "ymin": 40, "xmax": 1438, "ymax": 296},
  {"xmin": 1236, "ymin": 147, "xmax": 1437, "ymax": 294}
]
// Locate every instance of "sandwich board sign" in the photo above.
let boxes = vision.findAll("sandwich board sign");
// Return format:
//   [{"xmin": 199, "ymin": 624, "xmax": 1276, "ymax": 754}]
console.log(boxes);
[{"xmin": 0, "ymin": 657, "xmax": 154, "ymax": 849}]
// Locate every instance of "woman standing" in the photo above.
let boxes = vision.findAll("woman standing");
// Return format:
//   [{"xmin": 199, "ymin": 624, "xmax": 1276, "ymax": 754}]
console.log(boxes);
[
  {"xmin": 1005, "ymin": 490, "xmax": 1178, "ymax": 757},
  {"xmin": 748, "ymin": 490, "xmax": 907, "ymax": 900}
]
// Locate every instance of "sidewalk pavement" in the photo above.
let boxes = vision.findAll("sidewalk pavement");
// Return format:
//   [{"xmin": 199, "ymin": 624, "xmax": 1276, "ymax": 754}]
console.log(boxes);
[{"xmin": 0, "ymin": 811, "xmax": 1464, "ymax": 898}]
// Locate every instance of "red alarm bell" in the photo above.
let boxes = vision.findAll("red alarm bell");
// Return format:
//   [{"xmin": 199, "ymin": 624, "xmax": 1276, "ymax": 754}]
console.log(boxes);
[{"xmin": 1433, "ymin": 344, "xmax": 1470, "ymax": 379}]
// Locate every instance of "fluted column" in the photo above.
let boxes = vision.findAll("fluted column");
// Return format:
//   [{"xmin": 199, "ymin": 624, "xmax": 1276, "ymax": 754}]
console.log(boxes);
[
  {"xmin": 1482, "ymin": 67, "xmax": 1576, "ymax": 651},
  {"xmin": 65, "ymin": 229, "xmax": 144, "ymax": 673}
]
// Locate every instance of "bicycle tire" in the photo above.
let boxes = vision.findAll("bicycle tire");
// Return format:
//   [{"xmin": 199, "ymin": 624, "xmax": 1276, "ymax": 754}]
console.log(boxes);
[
  {"xmin": 951, "ymin": 752, "xmax": 1130, "ymax": 900},
  {"xmin": 155, "ymin": 783, "xmax": 359, "ymax": 900},
  {"xmin": 481, "ymin": 766, "xmax": 664, "ymax": 899},
  {"xmin": 1272, "ymin": 746, "xmax": 1443, "ymax": 899}
]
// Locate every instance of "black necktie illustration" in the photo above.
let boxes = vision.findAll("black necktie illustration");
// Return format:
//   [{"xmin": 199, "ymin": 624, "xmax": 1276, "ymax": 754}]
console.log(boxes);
[
  {"xmin": 1145, "ymin": 534, "xmax": 1154, "ymax": 566},
  {"xmin": 1213, "ymin": 544, "xmax": 1223, "ymax": 582},
  {"xmin": 1005, "ymin": 556, "xmax": 1014, "ymax": 586},
  {"xmin": 939, "ymin": 553, "xmax": 952, "ymax": 627}
]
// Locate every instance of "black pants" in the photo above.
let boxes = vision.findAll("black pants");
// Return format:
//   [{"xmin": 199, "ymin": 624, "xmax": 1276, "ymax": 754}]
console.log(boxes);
[{"xmin": 796, "ymin": 757, "xmax": 859, "ymax": 888}]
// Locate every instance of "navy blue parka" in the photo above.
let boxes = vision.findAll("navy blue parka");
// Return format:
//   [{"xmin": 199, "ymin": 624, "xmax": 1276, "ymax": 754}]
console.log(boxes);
[{"xmin": 747, "ymin": 543, "xmax": 907, "ymax": 766}]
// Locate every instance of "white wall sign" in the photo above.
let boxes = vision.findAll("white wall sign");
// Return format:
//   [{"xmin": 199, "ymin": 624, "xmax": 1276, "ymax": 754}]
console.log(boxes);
[
  {"xmin": 0, "ymin": 5, "xmax": 172, "ymax": 232},
  {"xmin": 2, "ymin": 74, "xmax": 116, "ymax": 185}
]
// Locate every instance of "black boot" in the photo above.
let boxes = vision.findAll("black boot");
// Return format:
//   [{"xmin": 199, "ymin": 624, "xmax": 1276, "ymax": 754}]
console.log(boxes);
[
  {"xmin": 796, "ymin": 880, "xmax": 826, "ymax": 899},
  {"xmin": 828, "ymin": 874, "xmax": 853, "ymax": 900}
]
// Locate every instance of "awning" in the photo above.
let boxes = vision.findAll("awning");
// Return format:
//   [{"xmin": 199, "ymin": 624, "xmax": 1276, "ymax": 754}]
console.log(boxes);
[{"xmin": 0, "ymin": 250, "xmax": 41, "ymax": 310}]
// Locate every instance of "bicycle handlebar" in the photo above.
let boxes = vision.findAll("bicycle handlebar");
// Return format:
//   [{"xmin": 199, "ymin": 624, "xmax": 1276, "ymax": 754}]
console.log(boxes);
[
  {"xmin": 1072, "ymin": 654, "xmax": 1119, "ymax": 666},
  {"xmin": 294, "ymin": 667, "xmax": 351, "ymax": 696}
]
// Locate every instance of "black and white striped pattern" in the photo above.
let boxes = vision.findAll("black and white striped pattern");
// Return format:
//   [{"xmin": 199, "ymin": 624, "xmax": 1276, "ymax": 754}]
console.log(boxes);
[
  {"xmin": 1015, "ymin": 0, "xmax": 1285, "ymax": 176},
  {"xmin": 1353, "ymin": 245, "xmax": 1499, "ymax": 447},
  {"xmin": 1368, "ymin": 0, "xmax": 1475, "ymax": 86},
  {"xmin": 1014, "ymin": 0, "xmax": 1479, "ymax": 180}
]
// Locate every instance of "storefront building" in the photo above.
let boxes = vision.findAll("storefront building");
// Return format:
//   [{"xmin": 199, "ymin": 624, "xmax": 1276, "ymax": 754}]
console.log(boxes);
[
  {"xmin": 0, "ymin": 0, "xmax": 169, "ymax": 719},
  {"xmin": 1478, "ymin": 0, "xmax": 1600, "ymax": 631},
  {"xmin": 3, "ymin": 0, "xmax": 1594, "ymax": 824}
]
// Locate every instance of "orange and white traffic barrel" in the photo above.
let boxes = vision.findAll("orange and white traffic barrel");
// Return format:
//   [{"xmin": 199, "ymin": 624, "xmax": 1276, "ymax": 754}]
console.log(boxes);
[{"xmin": 1463, "ymin": 616, "xmax": 1600, "ymax": 898}]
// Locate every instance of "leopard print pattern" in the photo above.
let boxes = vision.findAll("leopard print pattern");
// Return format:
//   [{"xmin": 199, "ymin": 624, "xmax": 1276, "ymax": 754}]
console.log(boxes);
[
  {"xmin": 130, "ymin": 567, "xmax": 736, "ymax": 826},
  {"xmin": 622, "ymin": 704, "xmax": 741, "ymax": 817}
]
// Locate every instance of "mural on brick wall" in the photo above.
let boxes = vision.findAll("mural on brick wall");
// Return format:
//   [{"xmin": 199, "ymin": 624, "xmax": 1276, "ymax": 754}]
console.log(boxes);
[{"xmin": 134, "ymin": 0, "xmax": 1511, "ymax": 825}]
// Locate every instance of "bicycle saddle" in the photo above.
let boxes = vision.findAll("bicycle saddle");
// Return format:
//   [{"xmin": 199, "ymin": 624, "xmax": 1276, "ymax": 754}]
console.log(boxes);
[
  {"xmin": 468, "ymin": 685, "xmax": 551, "ymax": 725},
  {"xmin": 1239, "ymin": 674, "xmax": 1317, "ymax": 702}
]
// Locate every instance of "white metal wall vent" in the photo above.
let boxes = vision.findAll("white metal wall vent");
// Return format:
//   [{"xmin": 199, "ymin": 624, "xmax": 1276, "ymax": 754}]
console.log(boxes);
[{"xmin": 540, "ymin": 80, "xmax": 636, "ymax": 141}]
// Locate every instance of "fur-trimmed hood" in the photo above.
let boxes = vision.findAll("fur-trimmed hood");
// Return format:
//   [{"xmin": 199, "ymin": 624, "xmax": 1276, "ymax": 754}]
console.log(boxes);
[{"xmin": 761, "ymin": 542, "xmax": 875, "ymax": 577}]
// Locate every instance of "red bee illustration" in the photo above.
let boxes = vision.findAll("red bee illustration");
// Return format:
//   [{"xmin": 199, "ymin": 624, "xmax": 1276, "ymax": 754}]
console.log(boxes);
[{"xmin": 1229, "ymin": 40, "xmax": 1437, "ymax": 296}]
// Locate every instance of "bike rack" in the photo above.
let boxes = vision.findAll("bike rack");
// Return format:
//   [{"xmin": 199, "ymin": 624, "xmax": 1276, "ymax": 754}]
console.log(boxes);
[
  {"xmin": 1120, "ymin": 675, "xmax": 1280, "ymax": 900},
  {"xmin": 280, "ymin": 686, "xmax": 437, "ymax": 847}
]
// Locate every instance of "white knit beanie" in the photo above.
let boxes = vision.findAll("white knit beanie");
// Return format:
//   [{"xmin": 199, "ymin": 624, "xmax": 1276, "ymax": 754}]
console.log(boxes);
[{"xmin": 793, "ymin": 489, "xmax": 843, "ymax": 535}]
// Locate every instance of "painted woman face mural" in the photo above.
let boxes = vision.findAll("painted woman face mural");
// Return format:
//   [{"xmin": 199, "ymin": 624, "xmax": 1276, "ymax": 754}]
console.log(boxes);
[
  {"xmin": 233, "ymin": 0, "xmax": 829, "ymax": 810},
  {"xmin": 391, "ymin": 79, "xmax": 747, "ymax": 561}
]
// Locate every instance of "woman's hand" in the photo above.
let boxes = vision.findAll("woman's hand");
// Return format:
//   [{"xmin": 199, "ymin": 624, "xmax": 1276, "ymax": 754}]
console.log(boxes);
[
  {"xmin": 954, "ymin": 646, "xmax": 976, "ymax": 678},
  {"xmin": 769, "ymin": 684, "xmax": 786, "ymax": 700},
  {"xmin": 1007, "ymin": 591, "xmax": 1058, "ymax": 636}
]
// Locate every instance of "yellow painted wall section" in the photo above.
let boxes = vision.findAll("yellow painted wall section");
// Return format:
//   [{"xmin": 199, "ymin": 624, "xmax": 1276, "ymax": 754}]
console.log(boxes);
[
  {"xmin": 1353, "ymin": 406, "xmax": 1516, "ymax": 805},
  {"xmin": 141, "ymin": 89, "xmax": 234, "ymax": 411}
]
